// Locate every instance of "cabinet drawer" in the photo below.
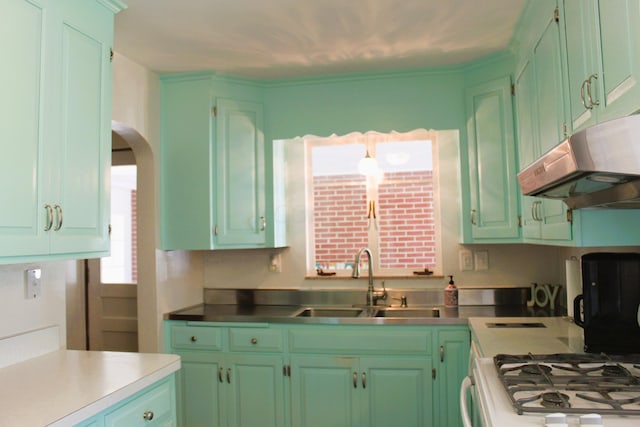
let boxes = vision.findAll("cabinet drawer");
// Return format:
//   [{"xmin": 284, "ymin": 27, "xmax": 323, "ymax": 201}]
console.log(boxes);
[
  {"xmin": 170, "ymin": 325, "xmax": 223, "ymax": 351},
  {"xmin": 289, "ymin": 328, "xmax": 431, "ymax": 355},
  {"xmin": 105, "ymin": 379, "xmax": 174, "ymax": 427},
  {"xmin": 229, "ymin": 328, "xmax": 283, "ymax": 352}
]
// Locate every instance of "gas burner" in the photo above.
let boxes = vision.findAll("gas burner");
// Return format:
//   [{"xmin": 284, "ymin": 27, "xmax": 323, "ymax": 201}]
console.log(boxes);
[
  {"xmin": 541, "ymin": 392, "xmax": 571, "ymax": 409},
  {"xmin": 520, "ymin": 364, "xmax": 552, "ymax": 376},
  {"xmin": 494, "ymin": 353, "xmax": 640, "ymax": 416}
]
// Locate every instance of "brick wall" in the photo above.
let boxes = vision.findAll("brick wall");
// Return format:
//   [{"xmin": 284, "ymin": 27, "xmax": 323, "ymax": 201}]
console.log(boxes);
[{"xmin": 313, "ymin": 171, "xmax": 435, "ymax": 270}]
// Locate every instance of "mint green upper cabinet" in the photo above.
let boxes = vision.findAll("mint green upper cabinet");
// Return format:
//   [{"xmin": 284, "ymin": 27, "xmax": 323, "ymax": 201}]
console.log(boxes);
[
  {"xmin": 465, "ymin": 76, "xmax": 520, "ymax": 241},
  {"xmin": 160, "ymin": 75, "xmax": 214, "ymax": 250},
  {"xmin": 214, "ymin": 99, "xmax": 266, "ymax": 248},
  {"xmin": 0, "ymin": 0, "xmax": 119, "ymax": 262},
  {"xmin": 515, "ymin": 7, "xmax": 572, "ymax": 243},
  {"xmin": 563, "ymin": 0, "xmax": 640, "ymax": 132},
  {"xmin": 159, "ymin": 76, "xmax": 285, "ymax": 250},
  {"xmin": 51, "ymin": 0, "xmax": 114, "ymax": 256}
]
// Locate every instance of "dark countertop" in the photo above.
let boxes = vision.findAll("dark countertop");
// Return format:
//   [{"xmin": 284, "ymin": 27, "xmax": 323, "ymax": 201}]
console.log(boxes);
[{"xmin": 165, "ymin": 303, "xmax": 564, "ymax": 326}]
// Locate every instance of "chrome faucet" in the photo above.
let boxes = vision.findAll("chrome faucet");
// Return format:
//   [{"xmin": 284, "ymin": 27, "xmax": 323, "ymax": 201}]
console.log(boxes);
[{"xmin": 352, "ymin": 248, "xmax": 387, "ymax": 306}]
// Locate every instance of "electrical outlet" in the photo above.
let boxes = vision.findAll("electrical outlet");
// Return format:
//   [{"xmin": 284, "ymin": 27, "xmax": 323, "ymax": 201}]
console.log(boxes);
[
  {"xmin": 269, "ymin": 253, "xmax": 282, "ymax": 273},
  {"xmin": 25, "ymin": 268, "xmax": 41, "ymax": 299},
  {"xmin": 459, "ymin": 249, "xmax": 473, "ymax": 271},
  {"xmin": 474, "ymin": 251, "xmax": 489, "ymax": 270}
]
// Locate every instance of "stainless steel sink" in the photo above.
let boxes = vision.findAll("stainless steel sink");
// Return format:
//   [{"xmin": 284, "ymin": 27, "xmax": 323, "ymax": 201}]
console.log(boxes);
[
  {"xmin": 374, "ymin": 308, "xmax": 440, "ymax": 318},
  {"xmin": 294, "ymin": 307, "xmax": 365, "ymax": 318}
]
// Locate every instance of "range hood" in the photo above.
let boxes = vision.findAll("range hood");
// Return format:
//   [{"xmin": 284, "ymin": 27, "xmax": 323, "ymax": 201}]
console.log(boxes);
[{"xmin": 517, "ymin": 115, "xmax": 640, "ymax": 209}]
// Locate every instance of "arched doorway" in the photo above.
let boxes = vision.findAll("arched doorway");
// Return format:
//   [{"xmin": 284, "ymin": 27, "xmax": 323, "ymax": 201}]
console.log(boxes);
[{"xmin": 66, "ymin": 121, "xmax": 158, "ymax": 352}]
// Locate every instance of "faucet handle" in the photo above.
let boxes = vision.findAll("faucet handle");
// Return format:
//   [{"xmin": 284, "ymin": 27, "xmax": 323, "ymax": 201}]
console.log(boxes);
[{"xmin": 392, "ymin": 295, "xmax": 408, "ymax": 307}]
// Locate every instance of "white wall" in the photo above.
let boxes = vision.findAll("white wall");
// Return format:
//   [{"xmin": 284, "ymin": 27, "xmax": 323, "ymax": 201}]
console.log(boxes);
[
  {"xmin": 111, "ymin": 53, "xmax": 204, "ymax": 352},
  {"xmin": 0, "ymin": 262, "xmax": 67, "ymax": 354}
]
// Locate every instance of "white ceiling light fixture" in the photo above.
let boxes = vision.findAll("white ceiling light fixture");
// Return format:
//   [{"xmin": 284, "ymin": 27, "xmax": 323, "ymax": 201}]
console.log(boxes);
[{"xmin": 358, "ymin": 150, "xmax": 379, "ymax": 176}]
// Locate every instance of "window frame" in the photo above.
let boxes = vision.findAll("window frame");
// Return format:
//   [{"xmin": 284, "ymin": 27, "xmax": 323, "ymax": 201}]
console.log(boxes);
[{"xmin": 304, "ymin": 130, "xmax": 442, "ymax": 278}]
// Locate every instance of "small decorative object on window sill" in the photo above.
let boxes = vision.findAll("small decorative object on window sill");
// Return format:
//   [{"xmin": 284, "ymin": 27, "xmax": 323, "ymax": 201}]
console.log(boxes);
[
  {"xmin": 316, "ymin": 268, "xmax": 336, "ymax": 276},
  {"xmin": 413, "ymin": 268, "xmax": 434, "ymax": 276}
]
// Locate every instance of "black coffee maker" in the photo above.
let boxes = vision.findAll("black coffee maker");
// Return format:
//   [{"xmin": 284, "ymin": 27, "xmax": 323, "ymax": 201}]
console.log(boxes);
[{"xmin": 574, "ymin": 252, "xmax": 640, "ymax": 354}]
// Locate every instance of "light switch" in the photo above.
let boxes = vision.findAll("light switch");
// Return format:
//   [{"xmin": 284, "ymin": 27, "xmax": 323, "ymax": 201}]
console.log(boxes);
[
  {"xmin": 474, "ymin": 251, "xmax": 489, "ymax": 270},
  {"xmin": 459, "ymin": 249, "xmax": 473, "ymax": 271}
]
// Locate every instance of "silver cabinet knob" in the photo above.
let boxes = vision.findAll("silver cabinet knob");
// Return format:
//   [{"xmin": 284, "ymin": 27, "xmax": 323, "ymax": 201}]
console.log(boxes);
[
  {"xmin": 143, "ymin": 410, "xmax": 154, "ymax": 421},
  {"xmin": 250, "ymin": 338, "xmax": 258, "ymax": 344},
  {"xmin": 190, "ymin": 336, "xmax": 197, "ymax": 342}
]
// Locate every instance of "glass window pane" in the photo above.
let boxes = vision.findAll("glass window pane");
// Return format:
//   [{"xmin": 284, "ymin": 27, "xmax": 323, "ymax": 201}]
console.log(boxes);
[
  {"xmin": 101, "ymin": 165, "xmax": 137, "ymax": 283},
  {"xmin": 376, "ymin": 140, "xmax": 436, "ymax": 270},
  {"xmin": 312, "ymin": 144, "xmax": 368, "ymax": 272}
]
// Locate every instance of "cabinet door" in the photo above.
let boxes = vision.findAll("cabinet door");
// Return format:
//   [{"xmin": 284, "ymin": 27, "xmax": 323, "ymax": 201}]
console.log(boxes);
[
  {"xmin": 360, "ymin": 357, "xmax": 433, "ymax": 427},
  {"xmin": 534, "ymin": 10, "xmax": 567, "ymax": 154},
  {"xmin": 515, "ymin": 60, "xmax": 542, "ymax": 239},
  {"xmin": 434, "ymin": 329, "xmax": 470, "ymax": 427},
  {"xmin": 105, "ymin": 377, "xmax": 176, "ymax": 427},
  {"xmin": 290, "ymin": 355, "xmax": 359, "ymax": 427},
  {"xmin": 50, "ymin": 0, "xmax": 112, "ymax": 255},
  {"xmin": 563, "ymin": 0, "xmax": 599, "ymax": 131},
  {"xmin": 226, "ymin": 354, "xmax": 286, "ymax": 427},
  {"xmin": 176, "ymin": 353, "xmax": 224, "ymax": 427},
  {"xmin": 0, "ymin": 0, "xmax": 50, "ymax": 257},
  {"xmin": 597, "ymin": 0, "xmax": 640, "ymax": 121},
  {"xmin": 466, "ymin": 77, "xmax": 520, "ymax": 240},
  {"xmin": 214, "ymin": 99, "xmax": 266, "ymax": 248},
  {"xmin": 159, "ymin": 76, "xmax": 213, "ymax": 250}
]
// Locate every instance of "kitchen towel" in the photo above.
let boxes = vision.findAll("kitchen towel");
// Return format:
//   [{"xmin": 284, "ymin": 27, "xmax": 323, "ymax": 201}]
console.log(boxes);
[{"xmin": 565, "ymin": 258, "xmax": 581, "ymax": 317}]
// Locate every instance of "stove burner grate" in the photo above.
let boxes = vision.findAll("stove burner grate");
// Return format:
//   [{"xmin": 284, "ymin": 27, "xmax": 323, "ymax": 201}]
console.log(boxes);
[
  {"xmin": 541, "ymin": 392, "xmax": 571, "ymax": 409},
  {"xmin": 494, "ymin": 353, "xmax": 640, "ymax": 416}
]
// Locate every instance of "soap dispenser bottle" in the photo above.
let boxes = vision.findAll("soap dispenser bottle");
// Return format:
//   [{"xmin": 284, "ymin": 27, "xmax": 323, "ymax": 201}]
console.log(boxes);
[{"xmin": 444, "ymin": 275, "xmax": 458, "ymax": 307}]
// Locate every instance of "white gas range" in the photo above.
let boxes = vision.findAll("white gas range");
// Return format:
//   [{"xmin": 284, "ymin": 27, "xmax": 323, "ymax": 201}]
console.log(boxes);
[{"xmin": 466, "ymin": 317, "xmax": 640, "ymax": 427}]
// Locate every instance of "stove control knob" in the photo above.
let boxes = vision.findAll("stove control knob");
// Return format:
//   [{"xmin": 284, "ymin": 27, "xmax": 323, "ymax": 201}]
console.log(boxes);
[
  {"xmin": 579, "ymin": 414, "xmax": 603, "ymax": 426},
  {"xmin": 544, "ymin": 413, "xmax": 567, "ymax": 427}
]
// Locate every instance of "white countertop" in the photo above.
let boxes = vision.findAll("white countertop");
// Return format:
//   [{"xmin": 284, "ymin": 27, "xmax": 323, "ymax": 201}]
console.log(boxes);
[
  {"xmin": 0, "ymin": 350, "xmax": 180, "ymax": 427},
  {"xmin": 468, "ymin": 316, "xmax": 585, "ymax": 357}
]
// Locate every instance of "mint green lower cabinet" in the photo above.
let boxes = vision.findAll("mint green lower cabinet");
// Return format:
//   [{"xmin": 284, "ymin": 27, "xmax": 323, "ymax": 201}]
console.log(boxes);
[
  {"xmin": 290, "ymin": 356, "xmax": 359, "ymax": 427},
  {"xmin": 105, "ymin": 376, "xmax": 176, "ymax": 427},
  {"xmin": 75, "ymin": 416, "xmax": 104, "ymax": 427},
  {"xmin": 290, "ymin": 355, "xmax": 433, "ymax": 427},
  {"xmin": 73, "ymin": 375, "xmax": 177, "ymax": 427},
  {"xmin": 166, "ymin": 321, "xmax": 469, "ymax": 427},
  {"xmin": 434, "ymin": 328, "xmax": 470, "ymax": 427},
  {"xmin": 176, "ymin": 352, "xmax": 224, "ymax": 427},
  {"xmin": 226, "ymin": 354, "xmax": 286, "ymax": 427},
  {"xmin": 362, "ymin": 357, "xmax": 433, "ymax": 427}
]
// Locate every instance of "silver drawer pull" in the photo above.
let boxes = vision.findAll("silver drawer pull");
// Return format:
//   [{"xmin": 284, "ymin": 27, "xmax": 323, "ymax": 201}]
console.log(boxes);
[
  {"xmin": 250, "ymin": 338, "xmax": 258, "ymax": 344},
  {"xmin": 353, "ymin": 372, "xmax": 358, "ymax": 388},
  {"xmin": 53, "ymin": 204, "xmax": 63, "ymax": 231},
  {"xmin": 190, "ymin": 336, "xmax": 197, "ymax": 342},
  {"xmin": 44, "ymin": 205, "xmax": 54, "ymax": 231},
  {"xmin": 143, "ymin": 410, "xmax": 154, "ymax": 421}
]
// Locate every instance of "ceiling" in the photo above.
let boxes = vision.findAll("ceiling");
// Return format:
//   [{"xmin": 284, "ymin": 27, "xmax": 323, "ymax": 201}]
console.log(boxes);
[{"xmin": 114, "ymin": 0, "xmax": 527, "ymax": 80}]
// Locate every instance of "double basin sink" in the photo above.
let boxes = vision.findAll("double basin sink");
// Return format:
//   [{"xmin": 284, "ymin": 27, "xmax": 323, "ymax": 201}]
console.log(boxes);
[{"xmin": 293, "ymin": 306, "xmax": 441, "ymax": 318}]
